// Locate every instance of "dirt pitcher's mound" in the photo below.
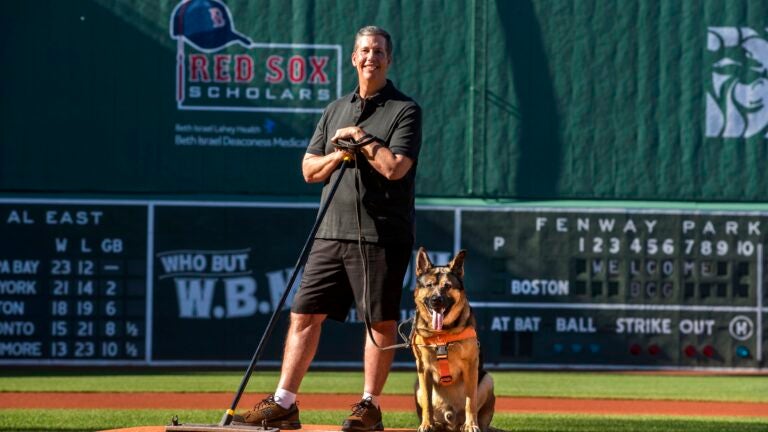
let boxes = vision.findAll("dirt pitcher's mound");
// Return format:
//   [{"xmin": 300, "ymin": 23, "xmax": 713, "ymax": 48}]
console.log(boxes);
[
  {"xmin": 100, "ymin": 428, "xmax": 164, "ymax": 432},
  {"xmin": 100, "ymin": 427, "xmax": 415, "ymax": 432}
]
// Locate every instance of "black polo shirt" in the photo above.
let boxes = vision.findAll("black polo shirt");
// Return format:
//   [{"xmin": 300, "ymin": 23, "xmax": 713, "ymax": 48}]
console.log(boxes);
[{"xmin": 306, "ymin": 80, "xmax": 422, "ymax": 244}]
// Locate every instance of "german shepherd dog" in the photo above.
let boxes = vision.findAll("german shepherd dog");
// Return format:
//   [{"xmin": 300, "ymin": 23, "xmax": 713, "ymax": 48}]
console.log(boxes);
[{"xmin": 412, "ymin": 248, "xmax": 495, "ymax": 432}]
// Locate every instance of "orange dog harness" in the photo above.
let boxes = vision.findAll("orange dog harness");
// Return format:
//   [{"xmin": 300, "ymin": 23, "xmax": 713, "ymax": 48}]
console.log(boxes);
[{"xmin": 413, "ymin": 327, "xmax": 478, "ymax": 385}]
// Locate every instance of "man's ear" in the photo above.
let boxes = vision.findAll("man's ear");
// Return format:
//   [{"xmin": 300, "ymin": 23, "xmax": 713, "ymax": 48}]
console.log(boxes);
[{"xmin": 415, "ymin": 247, "xmax": 432, "ymax": 277}]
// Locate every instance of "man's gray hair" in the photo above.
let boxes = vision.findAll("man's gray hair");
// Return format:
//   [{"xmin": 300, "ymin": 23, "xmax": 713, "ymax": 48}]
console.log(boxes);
[{"xmin": 354, "ymin": 26, "xmax": 393, "ymax": 57}]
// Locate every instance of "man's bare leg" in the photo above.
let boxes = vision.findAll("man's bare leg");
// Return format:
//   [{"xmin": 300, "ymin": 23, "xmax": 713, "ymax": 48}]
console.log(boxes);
[
  {"xmin": 363, "ymin": 320, "xmax": 398, "ymax": 398},
  {"xmin": 277, "ymin": 312, "xmax": 326, "ymax": 393},
  {"xmin": 234, "ymin": 313, "xmax": 324, "ymax": 425}
]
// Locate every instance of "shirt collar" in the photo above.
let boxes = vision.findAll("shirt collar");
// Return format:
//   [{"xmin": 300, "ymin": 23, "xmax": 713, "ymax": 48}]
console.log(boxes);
[{"xmin": 349, "ymin": 79, "xmax": 393, "ymax": 106}]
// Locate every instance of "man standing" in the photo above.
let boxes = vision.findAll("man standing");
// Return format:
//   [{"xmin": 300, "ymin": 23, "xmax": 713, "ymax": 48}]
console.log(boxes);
[{"xmin": 234, "ymin": 26, "xmax": 421, "ymax": 431}]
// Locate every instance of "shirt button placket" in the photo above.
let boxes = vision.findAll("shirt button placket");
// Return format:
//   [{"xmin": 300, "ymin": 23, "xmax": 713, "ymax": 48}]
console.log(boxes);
[{"xmin": 353, "ymin": 101, "xmax": 362, "ymax": 124}]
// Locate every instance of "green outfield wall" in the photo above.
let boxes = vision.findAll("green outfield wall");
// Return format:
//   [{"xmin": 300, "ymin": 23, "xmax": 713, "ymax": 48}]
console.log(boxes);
[
  {"xmin": 3, "ymin": 0, "xmax": 768, "ymax": 200},
  {"xmin": 1, "ymin": 1, "xmax": 767, "ymax": 370}
]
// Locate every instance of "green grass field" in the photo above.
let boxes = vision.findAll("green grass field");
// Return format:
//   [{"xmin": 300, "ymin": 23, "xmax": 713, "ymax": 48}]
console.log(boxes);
[
  {"xmin": 1, "ymin": 370, "xmax": 767, "ymax": 431},
  {"xmin": 2, "ymin": 370, "xmax": 767, "ymax": 402}
]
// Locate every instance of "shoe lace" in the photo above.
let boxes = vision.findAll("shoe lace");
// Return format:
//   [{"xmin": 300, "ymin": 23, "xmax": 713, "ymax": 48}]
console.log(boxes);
[
  {"xmin": 350, "ymin": 397, "xmax": 373, "ymax": 416},
  {"xmin": 256, "ymin": 394, "xmax": 278, "ymax": 409}
]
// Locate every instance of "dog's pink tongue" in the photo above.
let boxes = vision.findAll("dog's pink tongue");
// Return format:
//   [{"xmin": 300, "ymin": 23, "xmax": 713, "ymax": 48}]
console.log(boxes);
[{"xmin": 431, "ymin": 310, "xmax": 444, "ymax": 331}]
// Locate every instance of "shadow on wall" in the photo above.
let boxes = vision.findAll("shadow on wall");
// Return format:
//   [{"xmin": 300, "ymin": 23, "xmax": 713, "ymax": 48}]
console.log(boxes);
[{"xmin": 496, "ymin": 0, "xmax": 563, "ymax": 198}]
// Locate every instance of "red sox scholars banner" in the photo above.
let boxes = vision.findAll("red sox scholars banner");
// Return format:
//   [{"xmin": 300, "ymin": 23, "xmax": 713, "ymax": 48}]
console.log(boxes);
[
  {"xmin": 170, "ymin": 0, "xmax": 342, "ymax": 114},
  {"xmin": 168, "ymin": 0, "xmax": 342, "ymax": 156}
]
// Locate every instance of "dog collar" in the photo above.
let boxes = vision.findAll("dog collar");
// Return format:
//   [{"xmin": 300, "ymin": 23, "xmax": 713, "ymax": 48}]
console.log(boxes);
[
  {"xmin": 413, "ymin": 326, "xmax": 477, "ymax": 386},
  {"xmin": 414, "ymin": 326, "xmax": 477, "ymax": 347}
]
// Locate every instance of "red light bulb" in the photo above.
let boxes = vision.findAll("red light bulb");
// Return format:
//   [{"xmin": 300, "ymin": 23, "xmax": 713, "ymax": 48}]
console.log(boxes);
[{"xmin": 684, "ymin": 345, "xmax": 697, "ymax": 358}]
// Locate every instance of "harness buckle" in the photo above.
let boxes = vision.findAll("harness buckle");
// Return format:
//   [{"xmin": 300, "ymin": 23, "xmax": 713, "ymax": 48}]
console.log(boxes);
[{"xmin": 435, "ymin": 344, "xmax": 449, "ymax": 357}]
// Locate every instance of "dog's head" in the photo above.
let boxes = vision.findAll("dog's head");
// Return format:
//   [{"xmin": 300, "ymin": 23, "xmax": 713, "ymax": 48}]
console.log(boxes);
[{"xmin": 414, "ymin": 247, "xmax": 468, "ymax": 331}]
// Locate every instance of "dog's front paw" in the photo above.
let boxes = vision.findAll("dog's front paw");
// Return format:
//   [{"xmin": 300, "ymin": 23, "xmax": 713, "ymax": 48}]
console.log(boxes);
[
  {"xmin": 461, "ymin": 423, "xmax": 481, "ymax": 432},
  {"xmin": 418, "ymin": 423, "xmax": 434, "ymax": 432}
]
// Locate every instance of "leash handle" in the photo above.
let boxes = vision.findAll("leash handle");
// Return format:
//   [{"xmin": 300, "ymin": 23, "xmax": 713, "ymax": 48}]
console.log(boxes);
[{"xmin": 334, "ymin": 135, "xmax": 374, "ymax": 152}]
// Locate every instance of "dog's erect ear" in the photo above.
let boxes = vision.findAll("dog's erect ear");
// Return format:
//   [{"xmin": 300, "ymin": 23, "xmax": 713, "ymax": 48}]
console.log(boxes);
[
  {"xmin": 415, "ymin": 247, "xmax": 432, "ymax": 277},
  {"xmin": 448, "ymin": 249, "xmax": 467, "ymax": 279}
]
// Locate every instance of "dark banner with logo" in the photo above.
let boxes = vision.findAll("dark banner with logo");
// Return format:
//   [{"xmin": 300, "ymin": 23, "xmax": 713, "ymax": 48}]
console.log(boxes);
[
  {"xmin": 151, "ymin": 204, "xmax": 456, "ymax": 363},
  {"xmin": 1, "ymin": 199, "xmax": 765, "ymax": 370}
]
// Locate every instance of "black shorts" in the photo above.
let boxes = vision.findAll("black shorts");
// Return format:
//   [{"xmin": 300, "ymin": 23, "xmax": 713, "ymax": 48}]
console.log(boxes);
[{"xmin": 291, "ymin": 239, "xmax": 412, "ymax": 322}]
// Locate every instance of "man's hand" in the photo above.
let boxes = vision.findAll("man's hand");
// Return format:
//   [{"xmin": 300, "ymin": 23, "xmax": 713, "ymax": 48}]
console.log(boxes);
[
  {"xmin": 334, "ymin": 146, "xmax": 355, "ymax": 161},
  {"xmin": 331, "ymin": 126, "xmax": 366, "ymax": 144},
  {"xmin": 302, "ymin": 150, "xmax": 351, "ymax": 183},
  {"xmin": 329, "ymin": 126, "xmax": 413, "ymax": 180}
]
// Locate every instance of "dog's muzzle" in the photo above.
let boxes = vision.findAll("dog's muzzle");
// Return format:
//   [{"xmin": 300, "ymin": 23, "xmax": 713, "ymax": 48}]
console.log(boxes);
[
  {"xmin": 425, "ymin": 295, "xmax": 453, "ymax": 331},
  {"xmin": 429, "ymin": 294, "xmax": 446, "ymax": 309}
]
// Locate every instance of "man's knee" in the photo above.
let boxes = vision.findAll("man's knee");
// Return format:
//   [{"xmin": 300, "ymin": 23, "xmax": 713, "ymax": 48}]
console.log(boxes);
[
  {"xmin": 289, "ymin": 312, "xmax": 326, "ymax": 333},
  {"xmin": 371, "ymin": 320, "xmax": 397, "ymax": 333},
  {"xmin": 369, "ymin": 320, "xmax": 397, "ymax": 337}
]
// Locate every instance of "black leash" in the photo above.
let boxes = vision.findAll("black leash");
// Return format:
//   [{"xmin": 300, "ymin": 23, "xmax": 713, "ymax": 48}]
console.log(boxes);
[{"xmin": 348, "ymin": 139, "xmax": 415, "ymax": 351}]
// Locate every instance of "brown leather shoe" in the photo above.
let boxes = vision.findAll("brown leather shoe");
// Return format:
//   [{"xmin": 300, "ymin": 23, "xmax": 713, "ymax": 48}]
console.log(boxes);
[
  {"xmin": 232, "ymin": 394, "xmax": 301, "ymax": 429},
  {"xmin": 341, "ymin": 397, "xmax": 384, "ymax": 432}
]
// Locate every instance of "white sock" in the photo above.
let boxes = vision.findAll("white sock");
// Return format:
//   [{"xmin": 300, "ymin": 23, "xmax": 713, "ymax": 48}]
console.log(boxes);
[
  {"xmin": 274, "ymin": 388, "xmax": 296, "ymax": 409},
  {"xmin": 362, "ymin": 391, "xmax": 379, "ymax": 408}
]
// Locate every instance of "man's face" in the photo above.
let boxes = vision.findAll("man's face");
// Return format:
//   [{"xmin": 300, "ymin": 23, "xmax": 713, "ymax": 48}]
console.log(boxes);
[{"xmin": 352, "ymin": 34, "xmax": 391, "ymax": 85}]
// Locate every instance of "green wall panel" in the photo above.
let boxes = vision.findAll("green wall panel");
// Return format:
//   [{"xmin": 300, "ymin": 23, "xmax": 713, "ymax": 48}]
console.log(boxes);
[{"xmin": 2, "ymin": 0, "xmax": 767, "ymax": 201}]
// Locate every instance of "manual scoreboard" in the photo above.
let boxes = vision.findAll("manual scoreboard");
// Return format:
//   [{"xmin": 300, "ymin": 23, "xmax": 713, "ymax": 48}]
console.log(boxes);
[
  {"xmin": 0, "ymin": 199, "xmax": 765, "ymax": 370},
  {"xmin": 0, "ymin": 203, "xmax": 146, "ymax": 363},
  {"xmin": 460, "ymin": 209, "xmax": 765, "ymax": 369}
]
